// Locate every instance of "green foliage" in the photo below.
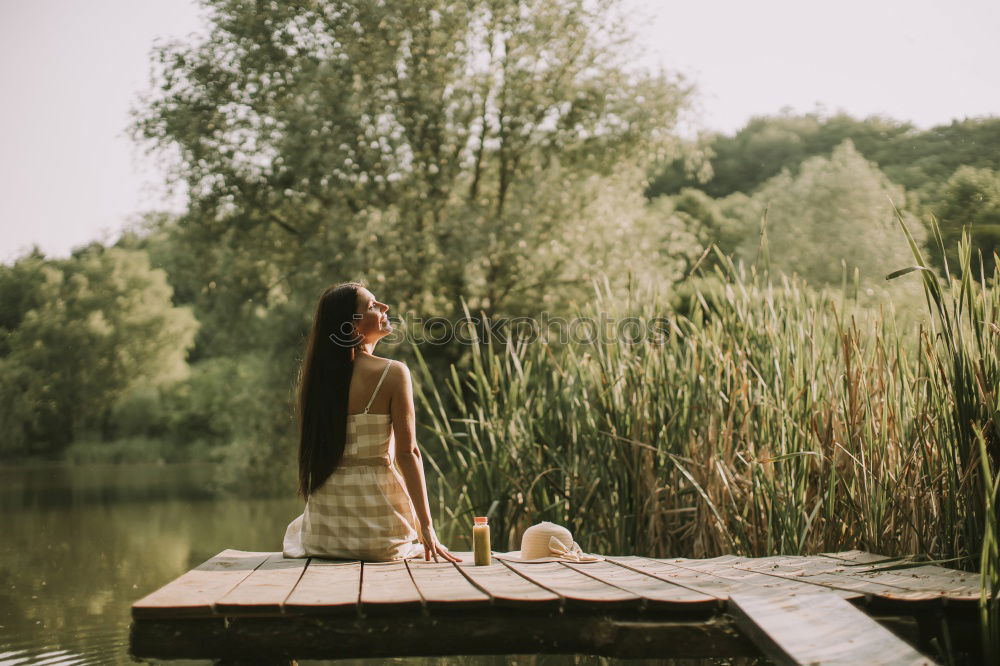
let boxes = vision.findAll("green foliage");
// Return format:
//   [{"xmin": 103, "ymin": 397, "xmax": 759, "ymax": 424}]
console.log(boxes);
[
  {"xmin": 647, "ymin": 188, "xmax": 756, "ymax": 274},
  {"xmin": 0, "ymin": 247, "xmax": 198, "ymax": 458},
  {"xmin": 648, "ymin": 111, "xmax": 1000, "ymax": 204},
  {"xmin": 882, "ymin": 118, "xmax": 1000, "ymax": 204},
  {"xmin": 933, "ymin": 166, "xmax": 1000, "ymax": 281},
  {"xmin": 0, "ymin": 247, "xmax": 50, "ymax": 356},
  {"xmin": 157, "ymin": 357, "xmax": 246, "ymax": 452},
  {"xmin": 647, "ymin": 112, "xmax": 1000, "ymax": 283},
  {"xmin": 62, "ymin": 435, "xmax": 182, "ymax": 465},
  {"xmin": 117, "ymin": 212, "xmax": 205, "ymax": 307},
  {"xmin": 171, "ymin": 353, "xmax": 299, "ymax": 495},
  {"xmin": 729, "ymin": 140, "xmax": 928, "ymax": 288}
]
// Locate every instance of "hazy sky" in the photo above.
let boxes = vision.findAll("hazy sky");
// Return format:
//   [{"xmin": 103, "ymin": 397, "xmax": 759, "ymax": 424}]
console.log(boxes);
[{"xmin": 2, "ymin": 0, "xmax": 998, "ymax": 263}]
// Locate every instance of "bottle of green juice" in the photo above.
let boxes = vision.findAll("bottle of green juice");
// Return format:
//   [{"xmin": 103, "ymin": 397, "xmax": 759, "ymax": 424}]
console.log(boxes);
[{"xmin": 473, "ymin": 516, "xmax": 491, "ymax": 565}]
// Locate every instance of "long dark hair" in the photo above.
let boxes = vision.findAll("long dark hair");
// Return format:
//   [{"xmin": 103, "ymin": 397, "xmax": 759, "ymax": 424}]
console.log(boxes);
[{"xmin": 296, "ymin": 281, "xmax": 365, "ymax": 498}]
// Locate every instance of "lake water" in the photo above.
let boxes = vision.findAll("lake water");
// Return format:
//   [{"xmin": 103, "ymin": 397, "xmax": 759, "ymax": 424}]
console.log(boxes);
[{"xmin": 0, "ymin": 463, "xmax": 755, "ymax": 665}]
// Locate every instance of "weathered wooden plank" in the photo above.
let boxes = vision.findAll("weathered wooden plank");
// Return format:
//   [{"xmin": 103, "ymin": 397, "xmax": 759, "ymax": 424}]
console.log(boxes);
[
  {"xmin": 676, "ymin": 556, "xmax": 845, "ymax": 584},
  {"xmin": 885, "ymin": 564, "xmax": 978, "ymax": 592},
  {"xmin": 847, "ymin": 566, "xmax": 980, "ymax": 601},
  {"xmin": 820, "ymin": 550, "xmax": 902, "ymax": 566},
  {"xmin": 759, "ymin": 570, "xmax": 925, "ymax": 599},
  {"xmin": 631, "ymin": 557, "xmax": 860, "ymax": 601},
  {"xmin": 670, "ymin": 554, "xmax": 791, "ymax": 574},
  {"xmin": 359, "ymin": 561, "xmax": 422, "ymax": 613},
  {"xmin": 500, "ymin": 560, "xmax": 641, "ymax": 609},
  {"xmin": 739, "ymin": 555, "xmax": 860, "ymax": 576},
  {"xmin": 716, "ymin": 570, "xmax": 858, "ymax": 601},
  {"xmin": 453, "ymin": 560, "xmax": 560, "ymax": 608},
  {"xmin": 818, "ymin": 575, "xmax": 940, "ymax": 601},
  {"xmin": 729, "ymin": 591, "xmax": 932, "ymax": 665},
  {"xmin": 213, "ymin": 553, "xmax": 308, "ymax": 615},
  {"xmin": 609, "ymin": 556, "xmax": 738, "ymax": 599},
  {"xmin": 739, "ymin": 557, "xmax": 977, "ymax": 602},
  {"xmin": 675, "ymin": 554, "xmax": 751, "ymax": 567},
  {"xmin": 736, "ymin": 556, "xmax": 927, "ymax": 599},
  {"xmin": 283, "ymin": 559, "xmax": 361, "ymax": 615},
  {"xmin": 563, "ymin": 560, "xmax": 718, "ymax": 610},
  {"xmin": 405, "ymin": 561, "xmax": 491, "ymax": 609},
  {"xmin": 132, "ymin": 549, "xmax": 271, "ymax": 619}
]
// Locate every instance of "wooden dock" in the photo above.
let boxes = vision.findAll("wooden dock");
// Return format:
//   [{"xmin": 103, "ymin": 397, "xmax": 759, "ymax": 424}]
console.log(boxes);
[{"xmin": 129, "ymin": 549, "xmax": 982, "ymax": 664}]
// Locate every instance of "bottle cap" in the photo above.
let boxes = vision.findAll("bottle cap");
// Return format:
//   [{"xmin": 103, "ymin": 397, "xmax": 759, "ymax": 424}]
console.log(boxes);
[{"xmin": 474, "ymin": 516, "xmax": 488, "ymax": 524}]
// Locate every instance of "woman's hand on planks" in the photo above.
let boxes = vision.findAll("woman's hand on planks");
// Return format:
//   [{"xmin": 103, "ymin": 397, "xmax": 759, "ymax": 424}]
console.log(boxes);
[{"xmin": 417, "ymin": 524, "xmax": 463, "ymax": 563}]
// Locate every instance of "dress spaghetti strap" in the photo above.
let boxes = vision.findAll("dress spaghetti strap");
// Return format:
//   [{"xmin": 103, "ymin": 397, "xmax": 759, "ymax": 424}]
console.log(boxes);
[{"xmin": 363, "ymin": 360, "xmax": 393, "ymax": 414}]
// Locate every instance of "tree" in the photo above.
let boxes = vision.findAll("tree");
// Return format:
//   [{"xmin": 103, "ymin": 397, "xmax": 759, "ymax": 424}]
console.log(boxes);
[
  {"xmin": 0, "ymin": 247, "xmax": 199, "ymax": 457},
  {"xmin": 0, "ymin": 247, "xmax": 50, "ymax": 357},
  {"xmin": 933, "ymin": 166, "xmax": 1000, "ymax": 282},
  {"xmin": 131, "ymin": 0, "xmax": 697, "ymax": 333},
  {"xmin": 646, "ymin": 188, "xmax": 755, "ymax": 273},
  {"xmin": 731, "ymin": 140, "xmax": 927, "ymax": 288}
]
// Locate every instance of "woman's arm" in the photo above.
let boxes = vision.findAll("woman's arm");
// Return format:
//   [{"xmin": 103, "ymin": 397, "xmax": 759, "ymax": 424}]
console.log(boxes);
[{"xmin": 389, "ymin": 361, "xmax": 460, "ymax": 562}]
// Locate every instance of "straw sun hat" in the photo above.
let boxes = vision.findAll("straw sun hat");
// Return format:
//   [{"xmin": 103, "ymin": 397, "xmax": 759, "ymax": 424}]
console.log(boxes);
[{"xmin": 494, "ymin": 521, "xmax": 603, "ymax": 563}]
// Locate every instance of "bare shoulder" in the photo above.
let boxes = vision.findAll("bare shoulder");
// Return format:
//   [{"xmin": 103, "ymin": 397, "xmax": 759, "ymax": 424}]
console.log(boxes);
[
  {"xmin": 385, "ymin": 359, "xmax": 412, "ymax": 389},
  {"xmin": 386, "ymin": 361, "xmax": 414, "ymax": 416}
]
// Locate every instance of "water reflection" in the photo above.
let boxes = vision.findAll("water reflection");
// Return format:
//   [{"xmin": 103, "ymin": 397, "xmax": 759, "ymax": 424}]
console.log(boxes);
[
  {"xmin": 1, "ymin": 464, "xmax": 302, "ymax": 666},
  {"xmin": 0, "ymin": 464, "xmax": 759, "ymax": 665}
]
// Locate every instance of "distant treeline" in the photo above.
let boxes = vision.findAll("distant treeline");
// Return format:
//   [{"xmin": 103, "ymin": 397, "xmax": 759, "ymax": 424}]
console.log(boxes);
[{"xmin": 649, "ymin": 112, "xmax": 1000, "ymax": 278}]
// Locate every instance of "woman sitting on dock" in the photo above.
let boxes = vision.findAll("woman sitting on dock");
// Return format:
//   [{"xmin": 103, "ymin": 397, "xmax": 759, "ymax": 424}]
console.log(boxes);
[{"xmin": 282, "ymin": 281, "xmax": 461, "ymax": 563}]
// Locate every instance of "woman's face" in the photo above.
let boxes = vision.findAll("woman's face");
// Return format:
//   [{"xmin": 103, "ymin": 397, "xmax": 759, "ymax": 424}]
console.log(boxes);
[{"xmin": 354, "ymin": 288, "xmax": 391, "ymax": 341}]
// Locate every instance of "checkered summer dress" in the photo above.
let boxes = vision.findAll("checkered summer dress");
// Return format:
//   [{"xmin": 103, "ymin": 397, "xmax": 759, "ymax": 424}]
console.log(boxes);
[{"xmin": 282, "ymin": 359, "xmax": 424, "ymax": 561}]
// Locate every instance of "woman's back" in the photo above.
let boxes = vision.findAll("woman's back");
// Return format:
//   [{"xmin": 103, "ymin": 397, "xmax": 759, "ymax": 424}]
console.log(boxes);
[
  {"xmin": 283, "ymin": 358, "xmax": 423, "ymax": 561},
  {"xmin": 346, "ymin": 354, "xmax": 396, "ymax": 416},
  {"xmin": 341, "ymin": 356, "xmax": 396, "ymax": 461}
]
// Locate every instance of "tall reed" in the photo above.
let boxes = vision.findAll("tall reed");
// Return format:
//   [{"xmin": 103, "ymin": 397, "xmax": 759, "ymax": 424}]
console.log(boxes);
[
  {"xmin": 410, "ymin": 216, "xmax": 998, "ymax": 653},
  {"xmin": 885, "ymin": 208, "xmax": 999, "ymax": 660}
]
